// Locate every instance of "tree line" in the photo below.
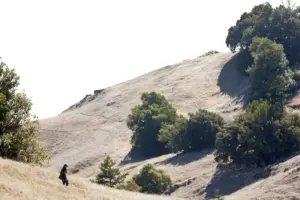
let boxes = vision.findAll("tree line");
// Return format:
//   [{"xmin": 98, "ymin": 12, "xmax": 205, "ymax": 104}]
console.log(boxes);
[{"xmin": 126, "ymin": 0, "xmax": 300, "ymax": 168}]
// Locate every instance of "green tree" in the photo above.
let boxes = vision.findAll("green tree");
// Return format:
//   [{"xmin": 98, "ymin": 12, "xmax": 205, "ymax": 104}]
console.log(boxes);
[
  {"xmin": 133, "ymin": 164, "xmax": 172, "ymax": 194},
  {"xmin": 226, "ymin": 1, "xmax": 300, "ymax": 72},
  {"xmin": 214, "ymin": 99, "xmax": 300, "ymax": 166},
  {"xmin": 94, "ymin": 156, "xmax": 128, "ymax": 188},
  {"xmin": 127, "ymin": 92, "xmax": 177, "ymax": 157},
  {"xmin": 158, "ymin": 115, "xmax": 188, "ymax": 152},
  {"xmin": 159, "ymin": 109, "xmax": 224, "ymax": 152},
  {"xmin": 247, "ymin": 37, "xmax": 294, "ymax": 103},
  {"xmin": 0, "ymin": 59, "xmax": 49, "ymax": 165}
]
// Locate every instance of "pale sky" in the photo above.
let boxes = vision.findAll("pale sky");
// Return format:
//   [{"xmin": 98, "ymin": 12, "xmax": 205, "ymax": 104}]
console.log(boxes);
[{"xmin": 0, "ymin": 0, "xmax": 290, "ymax": 119}]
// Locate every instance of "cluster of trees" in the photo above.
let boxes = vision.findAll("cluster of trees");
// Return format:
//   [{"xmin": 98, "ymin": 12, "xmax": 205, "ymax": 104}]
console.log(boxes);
[
  {"xmin": 0, "ymin": 59, "xmax": 49, "ymax": 165},
  {"xmin": 227, "ymin": 1, "xmax": 300, "ymax": 97},
  {"xmin": 126, "ymin": 1, "xmax": 300, "ymax": 169},
  {"xmin": 127, "ymin": 92, "xmax": 225, "ymax": 158},
  {"xmin": 92, "ymin": 156, "xmax": 172, "ymax": 194}
]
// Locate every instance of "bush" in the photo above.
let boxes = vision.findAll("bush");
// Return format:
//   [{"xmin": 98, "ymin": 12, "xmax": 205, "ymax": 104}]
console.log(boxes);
[
  {"xmin": 127, "ymin": 92, "xmax": 177, "ymax": 157},
  {"xmin": 93, "ymin": 156, "xmax": 128, "ymax": 188},
  {"xmin": 117, "ymin": 179, "xmax": 141, "ymax": 192},
  {"xmin": 0, "ymin": 59, "xmax": 49, "ymax": 165},
  {"xmin": 214, "ymin": 100, "xmax": 300, "ymax": 167},
  {"xmin": 159, "ymin": 109, "xmax": 225, "ymax": 152},
  {"xmin": 158, "ymin": 115, "xmax": 188, "ymax": 152},
  {"xmin": 199, "ymin": 50, "xmax": 219, "ymax": 57},
  {"xmin": 133, "ymin": 164, "xmax": 172, "ymax": 194}
]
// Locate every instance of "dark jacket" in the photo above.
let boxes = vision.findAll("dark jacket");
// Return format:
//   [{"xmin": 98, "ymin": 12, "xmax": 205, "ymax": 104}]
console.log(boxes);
[{"xmin": 59, "ymin": 166, "xmax": 67, "ymax": 180}]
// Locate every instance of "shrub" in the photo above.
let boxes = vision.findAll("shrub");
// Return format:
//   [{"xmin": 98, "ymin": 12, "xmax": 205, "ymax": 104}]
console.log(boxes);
[
  {"xmin": 158, "ymin": 115, "xmax": 188, "ymax": 152},
  {"xmin": 117, "ymin": 179, "xmax": 141, "ymax": 192},
  {"xmin": 127, "ymin": 92, "xmax": 177, "ymax": 157},
  {"xmin": 93, "ymin": 156, "xmax": 128, "ymax": 188},
  {"xmin": 214, "ymin": 100, "xmax": 300, "ymax": 166},
  {"xmin": 133, "ymin": 164, "xmax": 172, "ymax": 194},
  {"xmin": 159, "ymin": 109, "xmax": 225, "ymax": 152}
]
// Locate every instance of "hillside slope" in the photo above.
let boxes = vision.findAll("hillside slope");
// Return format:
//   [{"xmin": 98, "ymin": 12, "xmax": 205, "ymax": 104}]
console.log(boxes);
[
  {"xmin": 118, "ymin": 149, "xmax": 300, "ymax": 200},
  {"xmin": 38, "ymin": 52, "xmax": 251, "ymax": 177},
  {"xmin": 0, "ymin": 158, "xmax": 182, "ymax": 200}
]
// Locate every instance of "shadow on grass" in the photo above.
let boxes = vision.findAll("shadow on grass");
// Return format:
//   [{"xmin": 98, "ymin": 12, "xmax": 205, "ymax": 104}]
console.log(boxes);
[
  {"xmin": 217, "ymin": 51, "xmax": 252, "ymax": 109},
  {"xmin": 119, "ymin": 147, "xmax": 152, "ymax": 165},
  {"xmin": 204, "ymin": 161, "xmax": 275, "ymax": 199},
  {"xmin": 154, "ymin": 149, "xmax": 214, "ymax": 166}
]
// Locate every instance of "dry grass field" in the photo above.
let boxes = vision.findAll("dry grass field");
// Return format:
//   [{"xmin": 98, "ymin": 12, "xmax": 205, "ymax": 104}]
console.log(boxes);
[
  {"xmin": 2, "ymin": 52, "xmax": 299, "ymax": 199},
  {"xmin": 0, "ymin": 158, "xmax": 183, "ymax": 200}
]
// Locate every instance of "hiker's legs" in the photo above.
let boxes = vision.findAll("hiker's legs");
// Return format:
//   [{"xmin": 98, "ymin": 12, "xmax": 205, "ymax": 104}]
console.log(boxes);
[{"xmin": 62, "ymin": 178, "xmax": 69, "ymax": 186}]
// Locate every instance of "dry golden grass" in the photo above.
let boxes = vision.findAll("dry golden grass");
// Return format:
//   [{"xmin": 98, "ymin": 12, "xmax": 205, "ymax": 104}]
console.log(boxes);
[
  {"xmin": 0, "ymin": 158, "xmax": 183, "ymax": 200},
  {"xmin": 38, "ymin": 52, "xmax": 250, "ymax": 178},
  {"xmin": 35, "ymin": 51, "xmax": 300, "ymax": 199}
]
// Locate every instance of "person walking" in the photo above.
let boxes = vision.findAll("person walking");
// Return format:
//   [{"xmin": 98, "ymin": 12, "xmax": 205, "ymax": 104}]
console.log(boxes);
[{"xmin": 59, "ymin": 164, "xmax": 69, "ymax": 186}]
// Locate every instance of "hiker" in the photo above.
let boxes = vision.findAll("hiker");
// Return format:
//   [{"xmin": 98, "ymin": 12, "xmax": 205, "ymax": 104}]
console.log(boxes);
[{"xmin": 59, "ymin": 164, "xmax": 69, "ymax": 186}]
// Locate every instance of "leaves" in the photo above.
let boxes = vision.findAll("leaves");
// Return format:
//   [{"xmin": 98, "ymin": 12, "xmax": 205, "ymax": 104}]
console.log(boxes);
[
  {"xmin": 0, "ymin": 59, "xmax": 49, "ymax": 165},
  {"xmin": 94, "ymin": 156, "xmax": 128, "ymax": 188},
  {"xmin": 159, "ymin": 109, "xmax": 225, "ymax": 153},
  {"xmin": 134, "ymin": 164, "xmax": 172, "ymax": 194},
  {"xmin": 247, "ymin": 37, "xmax": 291, "ymax": 103},
  {"xmin": 214, "ymin": 100, "xmax": 300, "ymax": 166},
  {"xmin": 127, "ymin": 92, "xmax": 177, "ymax": 157}
]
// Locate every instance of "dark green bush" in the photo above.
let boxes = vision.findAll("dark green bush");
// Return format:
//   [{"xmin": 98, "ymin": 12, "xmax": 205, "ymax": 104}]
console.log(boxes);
[
  {"xmin": 117, "ymin": 179, "xmax": 141, "ymax": 192},
  {"xmin": 127, "ymin": 92, "xmax": 177, "ymax": 157},
  {"xmin": 133, "ymin": 164, "xmax": 172, "ymax": 194},
  {"xmin": 159, "ymin": 109, "xmax": 224, "ymax": 152},
  {"xmin": 214, "ymin": 100, "xmax": 300, "ymax": 167}
]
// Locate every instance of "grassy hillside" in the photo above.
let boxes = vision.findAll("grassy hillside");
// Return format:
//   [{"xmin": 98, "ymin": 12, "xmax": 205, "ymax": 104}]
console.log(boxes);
[
  {"xmin": 38, "ymin": 52, "xmax": 251, "ymax": 177},
  {"xmin": 118, "ymin": 149, "xmax": 300, "ymax": 200},
  {"xmin": 0, "ymin": 158, "xmax": 183, "ymax": 200},
  {"xmin": 37, "ymin": 51, "xmax": 300, "ymax": 200}
]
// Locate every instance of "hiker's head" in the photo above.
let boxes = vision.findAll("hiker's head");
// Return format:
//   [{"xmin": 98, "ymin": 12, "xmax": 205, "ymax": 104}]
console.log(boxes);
[{"xmin": 63, "ymin": 164, "xmax": 68, "ymax": 168}]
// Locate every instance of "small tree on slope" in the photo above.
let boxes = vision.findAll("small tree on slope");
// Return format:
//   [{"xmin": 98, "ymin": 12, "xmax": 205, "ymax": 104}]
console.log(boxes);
[{"xmin": 94, "ymin": 156, "xmax": 128, "ymax": 188}]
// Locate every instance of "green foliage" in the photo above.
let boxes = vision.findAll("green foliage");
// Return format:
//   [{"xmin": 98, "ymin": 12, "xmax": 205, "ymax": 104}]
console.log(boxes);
[
  {"xmin": 94, "ymin": 156, "xmax": 128, "ymax": 188},
  {"xmin": 214, "ymin": 100, "xmax": 300, "ymax": 166},
  {"xmin": 127, "ymin": 92, "xmax": 177, "ymax": 157},
  {"xmin": 117, "ymin": 179, "xmax": 141, "ymax": 192},
  {"xmin": 159, "ymin": 109, "xmax": 225, "ymax": 152},
  {"xmin": 158, "ymin": 115, "xmax": 188, "ymax": 152},
  {"xmin": 226, "ymin": 1, "xmax": 300, "ymax": 65},
  {"xmin": 0, "ymin": 59, "xmax": 49, "ymax": 165},
  {"xmin": 133, "ymin": 164, "xmax": 172, "ymax": 194},
  {"xmin": 247, "ymin": 37, "xmax": 293, "ymax": 102}
]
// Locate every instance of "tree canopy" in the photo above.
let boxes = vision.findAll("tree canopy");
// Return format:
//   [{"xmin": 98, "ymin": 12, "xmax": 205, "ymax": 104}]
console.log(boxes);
[
  {"xmin": 0, "ymin": 59, "xmax": 49, "ymax": 165},
  {"xmin": 159, "ymin": 109, "xmax": 224, "ymax": 152},
  {"xmin": 247, "ymin": 37, "xmax": 294, "ymax": 102},
  {"xmin": 127, "ymin": 92, "xmax": 177, "ymax": 157},
  {"xmin": 226, "ymin": 1, "xmax": 300, "ymax": 66}
]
